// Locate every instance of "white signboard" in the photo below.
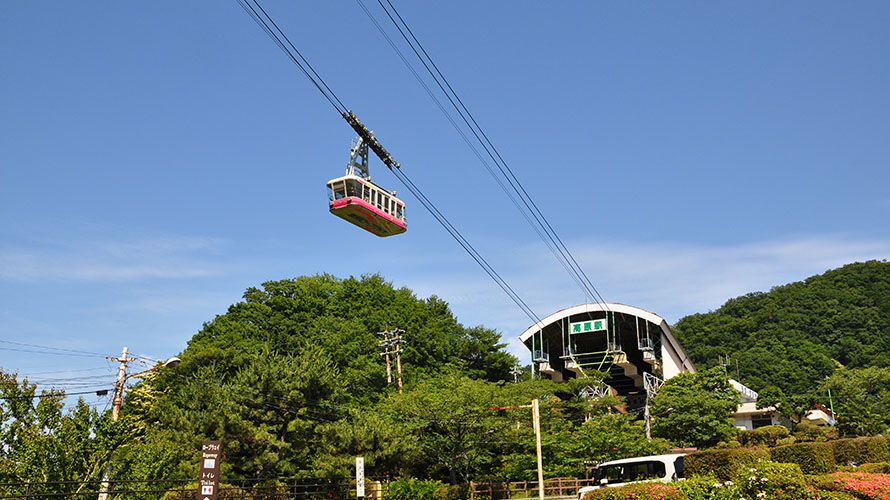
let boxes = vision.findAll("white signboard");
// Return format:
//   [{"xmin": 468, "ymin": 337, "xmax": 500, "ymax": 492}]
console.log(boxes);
[{"xmin": 356, "ymin": 457, "xmax": 365, "ymax": 497}]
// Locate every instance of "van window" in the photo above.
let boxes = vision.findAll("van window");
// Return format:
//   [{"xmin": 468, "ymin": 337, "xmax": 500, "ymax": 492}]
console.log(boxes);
[{"xmin": 596, "ymin": 461, "xmax": 665, "ymax": 485}]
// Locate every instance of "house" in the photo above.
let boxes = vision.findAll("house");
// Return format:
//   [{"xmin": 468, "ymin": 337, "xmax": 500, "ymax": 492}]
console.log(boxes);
[{"xmin": 729, "ymin": 379, "xmax": 782, "ymax": 430}]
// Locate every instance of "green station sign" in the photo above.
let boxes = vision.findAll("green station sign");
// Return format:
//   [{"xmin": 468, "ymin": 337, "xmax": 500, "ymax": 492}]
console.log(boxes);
[{"xmin": 570, "ymin": 318, "xmax": 608, "ymax": 334}]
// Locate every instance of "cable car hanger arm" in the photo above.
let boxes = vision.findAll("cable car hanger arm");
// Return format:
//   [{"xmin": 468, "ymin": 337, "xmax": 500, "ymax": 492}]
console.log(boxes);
[{"xmin": 343, "ymin": 111, "xmax": 400, "ymax": 170}]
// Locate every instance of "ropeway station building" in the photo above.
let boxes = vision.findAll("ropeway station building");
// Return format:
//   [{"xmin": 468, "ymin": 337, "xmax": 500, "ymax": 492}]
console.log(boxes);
[
  {"xmin": 519, "ymin": 302, "xmax": 794, "ymax": 429},
  {"xmin": 518, "ymin": 303, "xmax": 696, "ymax": 410}
]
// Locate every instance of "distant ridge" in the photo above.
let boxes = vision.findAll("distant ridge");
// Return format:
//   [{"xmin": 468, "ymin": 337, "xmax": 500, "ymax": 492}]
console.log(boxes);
[{"xmin": 673, "ymin": 260, "xmax": 890, "ymax": 396}]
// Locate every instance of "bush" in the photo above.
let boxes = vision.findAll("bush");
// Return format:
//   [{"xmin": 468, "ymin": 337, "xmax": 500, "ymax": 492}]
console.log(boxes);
[
  {"xmin": 794, "ymin": 422, "xmax": 827, "ymax": 442},
  {"xmin": 855, "ymin": 462, "xmax": 890, "ymax": 474},
  {"xmin": 684, "ymin": 448, "xmax": 769, "ymax": 480},
  {"xmin": 738, "ymin": 425, "xmax": 790, "ymax": 447},
  {"xmin": 831, "ymin": 436, "xmax": 890, "ymax": 466},
  {"xmin": 580, "ymin": 482, "xmax": 684, "ymax": 500},
  {"xmin": 733, "ymin": 462, "xmax": 811, "ymax": 500},
  {"xmin": 776, "ymin": 436, "xmax": 797, "ymax": 447},
  {"xmin": 161, "ymin": 483, "xmax": 249, "ymax": 500},
  {"xmin": 823, "ymin": 472, "xmax": 890, "ymax": 499},
  {"xmin": 387, "ymin": 478, "xmax": 447, "ymax": 500},
  {"xmin": 770, "ymin": 442, "xmax": 836, "ymax": 474},
  {"xmin": 432, "ymin": 483, "xmax": 469, "ymax": 500},
  {"xmin": 676, "ymin": 474, "xmax": 741, "ymax": 500}
]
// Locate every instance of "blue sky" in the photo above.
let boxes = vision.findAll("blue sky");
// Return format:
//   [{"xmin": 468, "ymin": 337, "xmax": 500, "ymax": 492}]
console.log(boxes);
[{"xmin": 2, "ymin": 2, "xmax": 889, "ymax": 409}]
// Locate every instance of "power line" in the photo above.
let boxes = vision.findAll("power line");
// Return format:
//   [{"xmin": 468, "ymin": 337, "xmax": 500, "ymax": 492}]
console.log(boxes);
[
  {"xmin": 0, "ymin": 339, "xmax": 109, "ymax": 357},
  {"xmin": 11, "ymin": 367, "xmax": 111, "ymax": 376},
  {"xmin": 359, "ymin": 0, "xmax": 610, "ymax": 308},
  {"xmin": 234, "ymin": 0, "xmax": 347, "ymax": 114},
  {"xmin": 0, "ymin": 389, "xmax": 112, "ymax": 401},
  {"xmin": 233, "ymin": 0, "xmax": 544, "ymax": 326}
]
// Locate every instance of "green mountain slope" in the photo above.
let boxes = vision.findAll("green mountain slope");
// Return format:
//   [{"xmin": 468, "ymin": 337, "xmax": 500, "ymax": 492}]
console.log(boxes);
[{"xmin": 672, "ymin": 260, "xmax": 890, "ymax": 396}]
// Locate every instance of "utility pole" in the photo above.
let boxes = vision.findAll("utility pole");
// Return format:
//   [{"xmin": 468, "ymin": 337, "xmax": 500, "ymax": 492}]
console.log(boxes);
[
  {"xmin": 643, "ymin": 372, "xmax": 663, "ymax": 440},
  {"xmin": 377, "ymin": 331, "xmax": 392, "ymax": 384},
  {"xmin": 377, "ymin": 329, "xmax": 406, "ymax": 392},
  {"xmin": 99, "ymin": 349, "xmax": 180, "ymax": 500},
  {"xmin": 110, "ymin": 347, "xmax": 135, "ymax": 421},
  {"xmin": 510, "ymin": 364, "xmax": 523, "ymax": 383},
  {"xmin": 99, "ymin": 347, "xmax": 135, "ymax": 500},
  {"xmin": 393, "ymin": 329, "xmax": 404, "ymax": 391}
]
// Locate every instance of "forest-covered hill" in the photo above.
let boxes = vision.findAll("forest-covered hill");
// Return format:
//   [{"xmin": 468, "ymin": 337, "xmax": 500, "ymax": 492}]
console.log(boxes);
[{"xmin": 673, "ymin": 260, "xmax": 890, "ymax": 396}]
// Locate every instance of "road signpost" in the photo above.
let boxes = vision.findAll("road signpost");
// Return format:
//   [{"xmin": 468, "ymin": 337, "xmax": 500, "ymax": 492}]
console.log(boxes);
[{"xmin": 198, "ymin": 441, "xmax": 222, "ymax": 500}]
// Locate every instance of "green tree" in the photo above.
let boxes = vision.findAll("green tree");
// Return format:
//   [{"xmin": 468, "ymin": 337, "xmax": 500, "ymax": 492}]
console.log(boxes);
[
  {"xmin": 0, "ymin": 370, "xmax": 123, "ymax": 493},
  {"xmin": 650, "ymin": 367, "xmax": 740, "ymax": 448},
  {"xmin": 824, "ymin": 366, "xmax": 890, "ymax": 436},
  {"xmin": 113, "ymin": 274, "xmax": 519, "ymax": 482},
  {"xmin": 379, "ymin": 371, "xmax": 541, "ymax": 484},
  {"xmin": 756, "ymin": 385, "xmax": 814, "ymax": 430}
]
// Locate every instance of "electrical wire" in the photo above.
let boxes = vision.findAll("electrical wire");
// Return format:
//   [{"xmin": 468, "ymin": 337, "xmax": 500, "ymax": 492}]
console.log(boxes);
[
  {"xmin": 0, "ymin": 389, "xmax": 112, "ymax": 401},
  {"xmin": 359, "ymin": 0, "xmax": 610, "ymax": 309},
  {"xmin": 232, "ymin": 0, "xmax": 544, "ymax": 326},
  {"xmin": 0, "ymin": 339, "xmax": 109, "ymax": 358},
  {"xmin": 235, "ymin": 0, "xmax": 347, "ymax": 114}
]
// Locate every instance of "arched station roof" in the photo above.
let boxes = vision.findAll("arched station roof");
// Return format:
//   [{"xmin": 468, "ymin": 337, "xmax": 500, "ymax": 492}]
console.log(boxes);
[{"xmin": 518, "ymin": 302, "xmax": 696, "ymax": 375}]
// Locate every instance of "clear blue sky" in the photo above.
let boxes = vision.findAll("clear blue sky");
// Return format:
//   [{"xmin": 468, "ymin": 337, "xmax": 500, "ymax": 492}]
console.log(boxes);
[{"xmin": 2, "ymin": 1, "xmax": 888, "ymax": 409}]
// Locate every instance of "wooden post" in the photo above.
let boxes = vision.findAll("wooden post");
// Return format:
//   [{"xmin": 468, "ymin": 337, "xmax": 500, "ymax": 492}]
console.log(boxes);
[{"xmin": 533, "ymin": 398, "xmax": 544, "ymax": 500}]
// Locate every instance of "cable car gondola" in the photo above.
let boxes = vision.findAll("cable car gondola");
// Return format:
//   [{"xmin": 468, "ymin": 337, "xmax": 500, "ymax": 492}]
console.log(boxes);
[{"xmin": 326, "ymin": 137, "xmax": 407, "ymax": 237}]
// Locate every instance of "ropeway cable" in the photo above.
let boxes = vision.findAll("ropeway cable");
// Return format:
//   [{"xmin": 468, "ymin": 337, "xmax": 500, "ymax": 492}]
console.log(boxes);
[
  {"xmin": 233, "ymin": 0, "xmax": 544, "ymax": 326},
  {"xmin": 360, "ymin": 0, "xmax": 610, "ymax": 309}
]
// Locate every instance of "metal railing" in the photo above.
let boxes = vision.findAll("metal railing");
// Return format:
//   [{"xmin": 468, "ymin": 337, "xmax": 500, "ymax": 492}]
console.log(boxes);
[{"xmin": 0, "ymin": 476, "xmax": 385, "ymax": 500}]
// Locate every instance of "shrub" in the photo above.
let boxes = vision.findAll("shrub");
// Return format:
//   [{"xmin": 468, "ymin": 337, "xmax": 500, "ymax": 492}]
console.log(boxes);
[
  {"xmin": 684, "ymin": 448, "xmax": 769, "ymax": 480},
  {"xmin": 831, "ymin": 436, "xmax": 890, "ymax": 466},
  {"xmin": 825, "ymin": 472, "xmax": 890, "ymax": 499},
  {"xmin": 733, "ymin": 462, "xmax": 813, "ymax": 500},
  {"xmin": 738, "ymin": 425, "xmax": 790, "ymax": 447},
  {"xmin": 770, "ymin": 442, "xmax": 836, "ymax": 474},
  {"xmin": 855, "ymin": 462, "xmax": 890, "ymax": 474},
  {"xmin": 387, "ymin": 477, "xmax": 447, "ymax": 500},
  {"xmin": 676, "ymin": 474, "xmax": 742, "ymax": 500},
  {"xmin": 161, "ymin": 483, "xmax": 249, "ymax": 500},
  {"xmin": 432, "ymin": 483, "xmax": 469, "ymax": 500},
  {"xmin": 776, "ymin": 436, "xmax": 797, "ymax": 447},
  {"xmin": 580, "ymin": 482, "xmax": 684, "ymax": 500},
  {"xmin": 794, "ymin": 422, "xmax": 827, "ymax": 442}
]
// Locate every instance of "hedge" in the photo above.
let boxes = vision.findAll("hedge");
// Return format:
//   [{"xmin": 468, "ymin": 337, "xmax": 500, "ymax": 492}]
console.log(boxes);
[
  {"xmin": 684, "ymin": 448, "xmax": 769, "ymax": 480},
  {"xmin": 580, "ymin": 482, "xmax": 685, "ymax": 500},
  {"xmin": 770, "ymin": 442, "xmax": 836, "ymax": 474},
  {"xmin": 161, "ymin": 483, "xmax": 252, "ymax": 500},
  {"xmin": 738, "ymin": 425, "xmax": 790, "ymax": 447},
  {"xmin": 831, "ymin": 436, "xmax": 890, "ymax": 466},
  {"xmin": 432, "ymin": 483, "xmax": 470, "ymax": 500}
]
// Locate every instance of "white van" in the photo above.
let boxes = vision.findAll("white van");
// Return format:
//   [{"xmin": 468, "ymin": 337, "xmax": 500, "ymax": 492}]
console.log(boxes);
[{"xmin": 577, "ymin": 453, "xmax": 686, "ymax": 499}]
